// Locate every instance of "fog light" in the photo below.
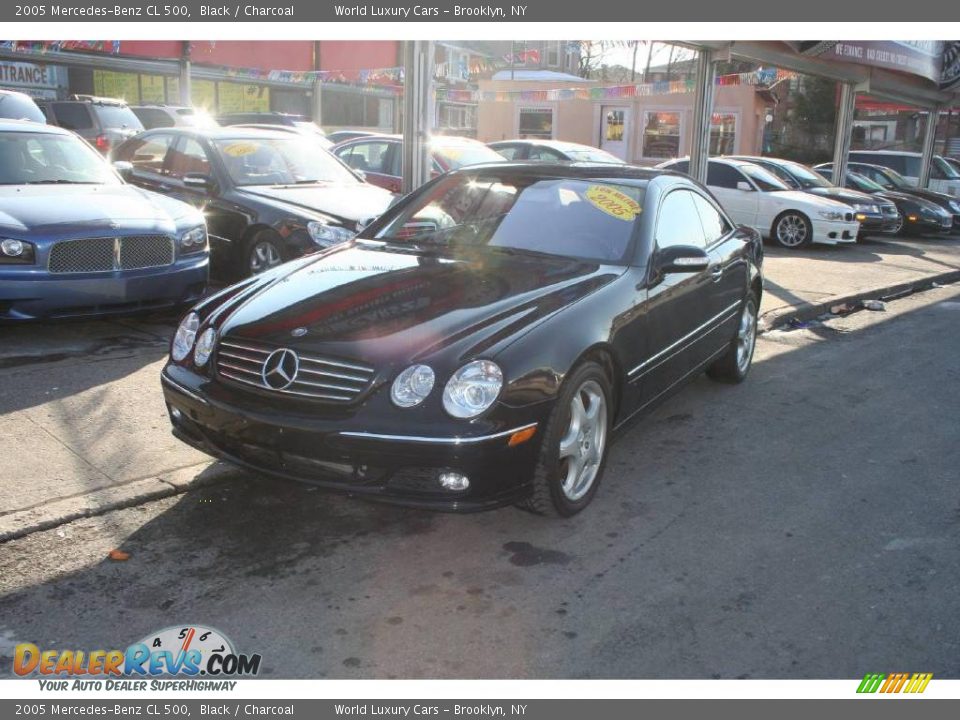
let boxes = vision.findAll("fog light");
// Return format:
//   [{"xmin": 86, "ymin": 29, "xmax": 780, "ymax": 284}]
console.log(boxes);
[
  {"xmin": 438, "ymin": 472, "xmax": 470, "ymax": 491},
  {"xmin": 1, "ymin": 239, "xmax": 24, "ymax": 257},
  {"xmin": 855, "ymin": 213, "xmax": 866, "ymax": 221}
]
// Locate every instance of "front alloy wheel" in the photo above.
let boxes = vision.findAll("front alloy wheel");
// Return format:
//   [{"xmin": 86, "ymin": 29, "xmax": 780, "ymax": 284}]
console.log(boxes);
[
  {"xmin": 773, "ymin": 212, "xmax": 812, "ymax": 249},
  {"xmin": 248, "ymin": 237, "xmax": 284, "ymax": 275},
  {"xmin": 558, "ymin": 379, "xmax": 608, "ymax": 502}
]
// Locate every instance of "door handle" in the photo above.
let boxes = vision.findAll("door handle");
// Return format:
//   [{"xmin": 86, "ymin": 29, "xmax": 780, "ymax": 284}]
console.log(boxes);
[{"xmin": 709, "ymin": 265, "xmax": 723, "ymax": 282}]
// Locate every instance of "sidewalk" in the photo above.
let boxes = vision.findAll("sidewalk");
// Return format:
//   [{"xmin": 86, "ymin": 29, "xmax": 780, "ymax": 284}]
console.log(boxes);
[{"xmin": 1, "ymin": 233, "xmax": 959, "ymax": 541}]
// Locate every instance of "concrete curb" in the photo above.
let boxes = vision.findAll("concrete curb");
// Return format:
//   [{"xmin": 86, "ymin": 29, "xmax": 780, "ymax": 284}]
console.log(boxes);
[
  {"xmin": 0, "ymin": 462, "xmax": 245, "ymax": 543},
  {"xmin": 758, "ymin": 269, "xmax": 960, "ymax": 333}
]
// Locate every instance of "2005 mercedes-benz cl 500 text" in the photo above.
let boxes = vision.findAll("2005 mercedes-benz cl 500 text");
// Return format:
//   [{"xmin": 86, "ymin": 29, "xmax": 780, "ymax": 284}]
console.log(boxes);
[{"xmin": 161, "ymin": 163, "xmax": 763, "ymax": 516}]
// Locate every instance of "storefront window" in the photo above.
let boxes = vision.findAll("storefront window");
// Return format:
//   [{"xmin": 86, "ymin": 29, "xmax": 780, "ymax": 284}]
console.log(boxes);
[
  {"xmin": 518, "ymin": 107, "xmax": 553, "ymax": 140},
  {"xmin": 642, "ymin": 111, "xmax": 681, "ymax": 159},
  {"xmin": 604, "ymin": 110, "xmax": 625, "ymax": 141},
  {"xmin": 710, "ymin": 113, "xmax": 738, "ymax": 155}
]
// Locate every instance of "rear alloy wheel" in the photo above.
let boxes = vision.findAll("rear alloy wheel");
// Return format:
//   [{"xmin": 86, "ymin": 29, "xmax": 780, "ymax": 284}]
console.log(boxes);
[
  {"xmin": 248, "ymin": 234, "xmax": 284, "ymax": 276},
  {"xmin": 707, "ymin": 294, "xmax": 758, "ymax": 383},
  {"xmin": 772, "ymin": 212, "xmax": 812, "ymax": 249},
  {"xmin": 517, "ymin": 361, "xmax": 612, "ymax": 517},
  {"xmin": 891, "ymin": 213, "xmax": 906, "ymax": 236}
]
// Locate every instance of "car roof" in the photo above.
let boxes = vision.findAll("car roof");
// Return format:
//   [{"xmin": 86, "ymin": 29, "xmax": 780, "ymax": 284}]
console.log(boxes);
[
  {"xmin": 447, "ymin": 160, "xmax": 680, "ymax": 186},
  {"xmin": 0, "ymin": 119, "xmax": 70, "ymax": 135},
  {"xmin": 335, "ymin": 134, "xmax": 486, "ymax": 146},
  {"xmin": 665, "ymin": 156, "xmax": 756, "ymax": 170},
  {"xmin": 850, "ymin": 150, "xmax": 919, "ymax": 157},
  {"xmin": 139, "ymin": 126, "xmax": 295, "ymax": 140}
]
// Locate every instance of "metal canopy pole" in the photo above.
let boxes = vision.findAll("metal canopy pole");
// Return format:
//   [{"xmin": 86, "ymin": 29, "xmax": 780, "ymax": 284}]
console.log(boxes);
[
  {"xmin": 832, "ymin": 82, "xmax": 856, "ymax": 187},
  {"xmin": 688, "ymin": 48, "xmax": 717, "ymax": 185},
  {"xmin": 402, "ymin": 40, "xmax": 434, "ymax": 195},
  {"xmin": 311, "ymin": 78, "xmax": 323, "ymax": 126},
  {"xmin": 918, "ymin": 106, "xmax": 940, "ymax": 189}
]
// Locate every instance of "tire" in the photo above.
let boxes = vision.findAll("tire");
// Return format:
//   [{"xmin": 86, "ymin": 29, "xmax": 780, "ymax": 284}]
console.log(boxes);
[
  {"xmin": 707, "ymin": 293, "xmax": 758, "ymax": 384},
  {"xmin": 245, "ymin": 230, "xmax": 287, "ymax": 277},
  {"xmin": 771, "ymin": 211, "xmax": 813, "ymax": 249},
  {"xmin": 517, "ymin": 361, "xmax": 613, "ymax": 517}
]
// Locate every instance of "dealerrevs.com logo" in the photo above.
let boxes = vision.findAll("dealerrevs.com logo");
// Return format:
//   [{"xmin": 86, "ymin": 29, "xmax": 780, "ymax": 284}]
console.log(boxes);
[
  {"xmin": 856, "ymin": 673, "xmax": 933, "ymax": 694},
  {"xmin": 13, "ymin": 625, "xmax": 261, "ymax": 691}
]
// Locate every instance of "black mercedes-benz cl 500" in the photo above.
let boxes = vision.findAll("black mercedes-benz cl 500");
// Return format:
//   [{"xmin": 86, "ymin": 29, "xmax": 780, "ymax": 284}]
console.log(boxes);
[{"xmin": 161, "ymin": 163, "xmax": 763, "ymax": 516}]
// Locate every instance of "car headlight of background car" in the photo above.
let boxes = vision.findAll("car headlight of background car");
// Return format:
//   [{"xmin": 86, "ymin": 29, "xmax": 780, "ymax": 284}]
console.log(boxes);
[
  {"xmin": 442, "ymin": 360, "xmax": 503, "ymax": 418},
  {"xmin": 920, "ymin": 207, "xmax": 942, "ymax": 219},
  {"xmin": 308, "ymin": 220, "xmax": 356, "ymax": 247},
  {"xmin": 171, "ymin": 312, "xmax": 200, "ymax": 362},
  {"xmin": 0, "ymin": 238, "xmax": 36, "ymax": 265},
  {"xmin": 818, "ymin": 209, "xmax": 846, "ymax": 221},
  {"xmin": 391, "ymin": 364, "xmax": 436, "ymax": 408},
  {"xmin": 853, "ymin": 203, "xmax": 878, "ymax": 214},
  {"xmin": 949, "ymin": 200, "xmax": 960, "ymax": 213},
  {"xmin": 179, "ymin": 226, "xmax": 208, "ymax": 255}
]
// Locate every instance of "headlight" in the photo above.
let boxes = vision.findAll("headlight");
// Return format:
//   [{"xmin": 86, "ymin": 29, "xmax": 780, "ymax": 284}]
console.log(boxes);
[
  {"xmin": 179, "ymin": 226, "xmax": 207, "ymax": 254},
  {"xmin": 818, "ymin": 210, "xmax": 845, "ymax": 221},
  {"xmin": 171, "ymin": 312, "xmax": 200, "ymax": 362},
  {"xmin": 193, "ymin": 327, "xmax": 216, "ymax": 367},
  {"xmin": 308, "ymin": 221, "xmax": 355, "ymax": 247},
  {"xmin": 442, "ymin": 360, "xmax": 503, "ymax": 419},
  {"xmin": 0, "ymin": 238, "xmax": 35, "ymax": 264},
  {"xmin": 921, "ymin": 207, "xmax": 940, "ymax": 219},
  {"xmin": 391, "ymin": 364, "xmax": 435, "ymax": 408},
  {"xmin": 949, "ymin": 201, "xmax": 960, "ymax": 213},
  {"xmin": 853, "ymin": 204, "xmax": 878, "ymax": 214}
]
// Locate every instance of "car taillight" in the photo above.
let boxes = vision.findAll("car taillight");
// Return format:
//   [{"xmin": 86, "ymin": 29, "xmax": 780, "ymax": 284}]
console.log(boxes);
[{"xmin": 95, "ymin": 134, "xmax": 110, "ymax": 152}]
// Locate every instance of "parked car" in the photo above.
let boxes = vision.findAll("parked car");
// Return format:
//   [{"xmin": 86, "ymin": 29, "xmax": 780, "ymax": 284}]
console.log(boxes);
[
  {"xmin": 942, "ymin": 156, "xmax": 960, "ymax": 176},
  {"xmin": 131, "ymin": 104, "xmax": 219, "ymax": 130},
  {"xmin": 848, "ymin": 150, "xmax": 960, "ymax": 197},
  {"xmin": 161, "ymin": 163, "xmax": 763, "ymax": 515},
  {"xmin": 112, "ymin": 127, "xmax": 395, "ymax": 278},
  {"xmin": 326, "ymin": 129, "xmax": 378, "ymax": 145},
  {"xmin": 0, "ymin": 89, "xmax": 46, "ymax": 123},
  {"xmin": 658, "ymin": 157, "xmax": 859, "ymax": 249},
  {"xmin": 0, "ymin": 120, "xmax": 208, "ymax": 322},
  {"xmin": 728, "ymin": 155, "xmax": 899, "ymax": 237},
  {"xmin": 489, "ymin": 139, "xmax": 625, "ymax": 164},
  {"xmin": 37, "ymin": 95, "xmax": 143, "ymax": 155},
  {"xmin": 217, "ymin": 112, "xmax": 321, "ymax": 134},
  {"xmin": 332, "ymin": 134, "xmax": 506, "ymax": 192},
  {"xmin": 815, "ymin": 162, "xmax": 958, "ymax": 235},
  {"xmin": 230, "ymin": 123, "xmax": 334, "ymax": 149}
]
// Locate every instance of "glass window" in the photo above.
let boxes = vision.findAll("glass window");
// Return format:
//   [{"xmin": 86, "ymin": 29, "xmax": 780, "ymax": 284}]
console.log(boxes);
[
  {"xmin": 518, "ymin": 108, "xmax": 553, "ymax": 140},
  {"xmin": 565, "ymin": 148, "xmax": 625, "ymax": 164},
  {"xmin": 115, "ymin": 134, "xmax": 173, "ymax": 174},
  {"xmin": 0, "ymin": 131, "xmax": 119, "ymax": 185},
  {"xmin": 739, "ymin": 164, "xmax": 790, "ymax": 192},
  {"xmin": 0, "ymin": 93, "xmax": 46, "ymax": 123},
  {"xmin": 168, "ymin": 136, "xmax": 212, "ymax": 179},
  {"xmin": 604, "ymin": 110, "xmax": 625, "ymax": 142},
  {"xmin": 706, "ymin": 162, "xmax": 747, "ymax": 189},
  {"xmin": 691, "ymin": 193, "xmax": 731, "ymax": 244},
  {"xmin": 133, "ymin": 108, "xmax": 175, "ymax": 129},
  {"xmin": 375, "ymin": 174, "xmax": 644, "ymax": 264},
  {"xmin": 93, "ymin": 104, "xmax": 143, "ymax": 131},
  {"xmin": 642, "ymin": 111, "xmax": 681, "ymax": 159},
  {"xmin": 709, "ymin": 113, "xmax": 737, "ymax": 156},
  {"xmin": 51, "ymin": 103, "xmax": 93, "ymax": 130},
  {"xmin": 433, "ymin": 142, "xmax": 506, "ymax": 170},
  {"xmin": 656, "ymin": 190, "xmax": 707, "ymax": 249},
  {"xmin": 492, "ymin": 144, "xmax": 523, "ymax": 160},
  {"xmin": 336, "ymin": 141, "xmax": 394, "ymax": 175},
  {"xmin": 217, "ymin": 136, "xmax": 361, "ymax": 186},
  {"xmin": 527, "ymin": 146, "xmax": 566, "ymax": 162}
]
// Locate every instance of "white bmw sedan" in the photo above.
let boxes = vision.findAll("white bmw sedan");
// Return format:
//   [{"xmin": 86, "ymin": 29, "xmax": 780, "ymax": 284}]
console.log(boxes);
[{"xmin": 658, "ymin": 157, "xmax": 860, "ymax": 249}]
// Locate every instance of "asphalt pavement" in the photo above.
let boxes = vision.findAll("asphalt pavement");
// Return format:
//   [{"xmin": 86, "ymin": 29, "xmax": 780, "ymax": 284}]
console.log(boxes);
[{"xmin": 1, "ymin": 280, "xmax": 957, "ymax": 679}]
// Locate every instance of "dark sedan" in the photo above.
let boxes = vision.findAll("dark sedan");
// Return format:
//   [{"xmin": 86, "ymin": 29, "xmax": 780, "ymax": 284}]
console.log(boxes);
[
  {"xmin": 113, "ymin": 127, "xmax": 395, "ymax": 278},
  {"xmin": 729, "ymin": 156, "xmax": 900, "ymax": 237},
  {"xmin": 816, "ymin": 162, "xmax": 959, "ymax": 234},
  {"xmin": 489, "ymin": 139, "xmax": 625, "ymax": 164},
  {"xmin": 161, "ymin": 163, "xmax": 763, "ymax": 516},
  {"xmin": 0, "ymin": 120, "xmax": 208, "ymax": 322}
]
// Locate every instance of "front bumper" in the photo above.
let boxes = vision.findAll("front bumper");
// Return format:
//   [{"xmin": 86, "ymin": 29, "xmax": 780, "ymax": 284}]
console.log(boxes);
[
  {"xmin": 161, "ymin": 365, "xmax": 545, "ymax": 512},
  {"xmin": 0, "ymin": 256, "xmax": 208, "ymax": 321},
  {"xmin": 855, "ymin": 211, "xmax": 899, "ymax": 234},
  {"xmin": 903, "ymin": 213, "xmax": 954, "ymax": 236},
  {"xmin": 810, "ymin": 217, "xmax": 860, "ymax": 245}
]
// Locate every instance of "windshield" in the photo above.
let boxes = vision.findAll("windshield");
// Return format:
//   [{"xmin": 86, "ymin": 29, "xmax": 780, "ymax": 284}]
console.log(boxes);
[
  {"xmin": 565, "ymin": 148, "xmax": 626, "ymax": 164},
  {"xmin": 741, "ymin": 164, "xmax": 790, "ymax": 192},
  {"xmin": 871, "ymin": 166, "xmax": 912, "ymax": 190},
  {"xmin": 373, "ymin": 174, "xmax": 644, "ymax": 264},
  {"xmin": 781, "ymin": 161, "xmax": 832, "ymax": 189},
  {"xmin": 94, "ymin": 104, "xmax": 143, "ymax": 130},
  {"xmin": 848, "ymin": 173, "xmax": 886, "ymax": 193},
  {"xmin": 0, "ymin": 131, "xmax": 120, "ymax": 185},
  {"xmin": 434, "ymin": 142, "xmax": 506, "ymax": 170},
  {"xmin": 214, "ymin": 137, "xmax": 361, "ymax": 186},
  {"xmin": 934, "ymin": 156, "xmax": 960, "ymax": 179}
]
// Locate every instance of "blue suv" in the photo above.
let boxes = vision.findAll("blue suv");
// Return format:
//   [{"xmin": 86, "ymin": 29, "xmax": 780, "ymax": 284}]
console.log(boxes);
[{"xmin": 0, "ymin": 120, "xmax": 209, "ymax": 321}]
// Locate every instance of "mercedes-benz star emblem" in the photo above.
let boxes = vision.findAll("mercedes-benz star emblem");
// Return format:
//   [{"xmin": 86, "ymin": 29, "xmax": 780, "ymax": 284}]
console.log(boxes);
[{"xmin": 261, "ymin": 348, "xmax": 300, "ymax": 391}]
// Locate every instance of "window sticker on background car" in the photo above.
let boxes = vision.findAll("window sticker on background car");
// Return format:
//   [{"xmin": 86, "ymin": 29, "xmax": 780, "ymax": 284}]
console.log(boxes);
[
  {"xmin": 584, "ymin": 184, "xmax": 641, "ymax": 221},
  {"xmin": 222, "ymin": 142, "xmax": 258, "ymax": 157}
]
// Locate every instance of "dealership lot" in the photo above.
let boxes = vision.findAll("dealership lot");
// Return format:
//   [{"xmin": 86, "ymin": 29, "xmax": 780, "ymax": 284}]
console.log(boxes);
[{"xmin": 1, "ymin": 236, "xmax": 959, "ymax": 677}]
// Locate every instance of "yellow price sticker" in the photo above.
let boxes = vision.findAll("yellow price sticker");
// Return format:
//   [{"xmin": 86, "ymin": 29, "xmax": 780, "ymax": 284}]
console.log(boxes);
[
  {"xmin": 584, "ymin": 185, "xmax": 641, "ymax": 221},
  {"xmin": 222, "ymin": 142, "xmax": 259, "ymax": 157}
]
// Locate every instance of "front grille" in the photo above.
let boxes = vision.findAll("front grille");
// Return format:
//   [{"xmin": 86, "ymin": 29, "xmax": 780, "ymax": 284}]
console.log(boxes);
[
  {"xmin": 216, "ymin": 338, "xmax": 376, "ymax": 403},
  {"xmin": 48, "ymin": 236, "xmax": 174, "ymax": 274}
]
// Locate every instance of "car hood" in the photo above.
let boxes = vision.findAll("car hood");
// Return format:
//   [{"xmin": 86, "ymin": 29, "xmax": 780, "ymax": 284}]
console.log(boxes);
[
  {"xmin": 215, "ymin": 243, "xmax": 622, "ymax": 367},
  {"xmin": 768, "ymin": 190, "xmax": 851, "ymax": 210},
  {"xmin": 237, "ymin": 183, "xmax": 395, "ymax": 228},
  {"xmin": 0, "ymin": 184, "xmax": 201, "ymax": 233},
  {"xmin": 896, "ymin": 187, "xmax": 959, "ymax": 207},
  {"xmin": 805, "ymin": 186, "xmax": 875, "ymax": 204}
]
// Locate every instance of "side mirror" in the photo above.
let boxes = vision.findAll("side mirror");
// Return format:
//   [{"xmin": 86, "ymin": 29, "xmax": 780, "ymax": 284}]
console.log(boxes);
[
  {"xmin": 736, "ymin": 181, "xmax": 754, "ymax": 192},
  {"xmin": 183, "ymin": 173, "xmax": 215, "ymax": 192},
  {"xmin": 113, "ymin": 160, "xmax": 134, "ymax": 181},
  {"xmin": 655, "ymin": 245, "xmax": 710, "ymax": 274}
]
